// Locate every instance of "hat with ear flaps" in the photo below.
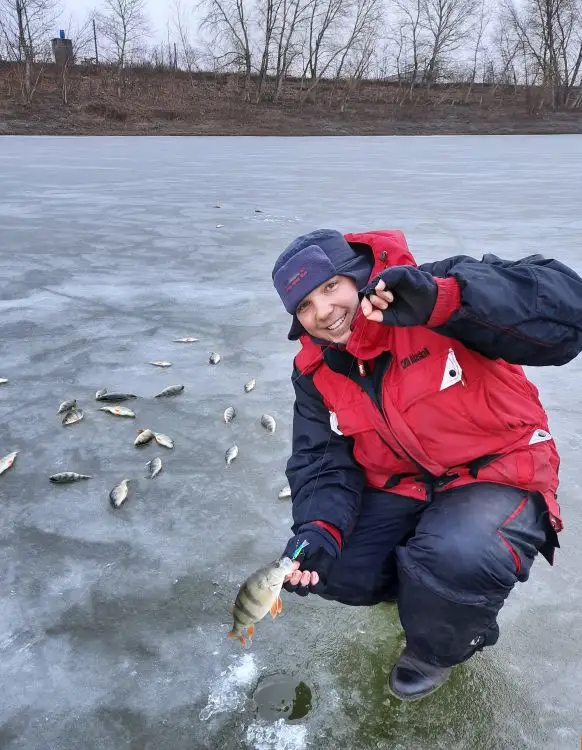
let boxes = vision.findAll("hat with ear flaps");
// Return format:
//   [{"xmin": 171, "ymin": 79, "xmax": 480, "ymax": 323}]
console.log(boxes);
[{"xmin": 272, "ymin": 229, "xmax": 373, "ymax": 340}]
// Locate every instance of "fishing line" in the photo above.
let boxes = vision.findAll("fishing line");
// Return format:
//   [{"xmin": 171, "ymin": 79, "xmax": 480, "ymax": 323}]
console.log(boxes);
[{"xmin": 286, "ymin": 315, "xmax": 370, "ymax": 554}]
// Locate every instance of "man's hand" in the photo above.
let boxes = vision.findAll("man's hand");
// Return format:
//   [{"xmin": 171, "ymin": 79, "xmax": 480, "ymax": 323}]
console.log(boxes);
[
  {"xmin": 281, "ymin": 524, "xmax": 340, "ymax": 597},
  {"xmin": 360, "ymin": 278, "xmax": 394, "ymax": 322},
  {"xmin": 360, "ymin": 266, "xmax": 438, "ymax": 327},
  {"xmin": 284, "ymin": 560, "xmax": 319, "ymax": 588}
]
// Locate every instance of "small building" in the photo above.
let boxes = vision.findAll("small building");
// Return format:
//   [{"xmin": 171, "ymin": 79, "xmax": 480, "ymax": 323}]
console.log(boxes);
[{"xmin": 52, "ymin": 30, "xmax": 74, "ymax": 69}]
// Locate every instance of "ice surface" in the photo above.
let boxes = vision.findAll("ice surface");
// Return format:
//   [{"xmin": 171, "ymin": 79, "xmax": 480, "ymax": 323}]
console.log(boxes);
[
  {"xmin": 1, "ymin": 135, "xmax": 581, "ymax": 749},
  {"xmin": 245, "ymin": 719, "xmax": 307, "ymax": 750},
  {"xmin": 199, "ymin": 654, "xmax": 258, "ymax": 721}
]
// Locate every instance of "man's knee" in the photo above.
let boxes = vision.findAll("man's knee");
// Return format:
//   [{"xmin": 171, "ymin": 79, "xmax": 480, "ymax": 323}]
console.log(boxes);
[
  {"xmin": 398, "ymin": 486, "xmax": 548, "ymax": 606},
  {"xmin": 399, "ymin": 531, "xmax": 516, "ymax": 606}
]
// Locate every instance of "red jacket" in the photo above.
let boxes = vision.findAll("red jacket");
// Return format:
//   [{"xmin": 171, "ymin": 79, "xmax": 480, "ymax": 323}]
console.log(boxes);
[{"xmin": 294, "ymin": 230, "xmax": 562, "ymax": 532}]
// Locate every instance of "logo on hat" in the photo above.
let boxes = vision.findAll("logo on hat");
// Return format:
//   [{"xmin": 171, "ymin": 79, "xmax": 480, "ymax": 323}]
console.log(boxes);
[{"xmin": 285, "ymin": 267, "xmax": 307, "ymax": 294}]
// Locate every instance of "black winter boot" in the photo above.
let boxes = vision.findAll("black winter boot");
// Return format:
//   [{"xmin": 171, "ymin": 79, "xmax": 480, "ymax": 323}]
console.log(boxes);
[{"xmin": 388, "ymin": 647, "xmax": 452, "ymax": 701}]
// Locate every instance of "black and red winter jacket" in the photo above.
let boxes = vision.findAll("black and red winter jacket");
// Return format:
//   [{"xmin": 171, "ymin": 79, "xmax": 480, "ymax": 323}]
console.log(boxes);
[{"xmin": 287, "ymin": 230, "xmax": 582, "ymax": 557}]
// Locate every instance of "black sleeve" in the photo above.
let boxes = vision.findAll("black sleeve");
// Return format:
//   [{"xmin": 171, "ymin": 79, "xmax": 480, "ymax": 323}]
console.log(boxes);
[
  {"xmin": 420, "ymin": 253, "xmax": 582, "ymax": 366},
  {"xmin": 286, "ymin": 367, "xmax": 365, "ymax": 537}
]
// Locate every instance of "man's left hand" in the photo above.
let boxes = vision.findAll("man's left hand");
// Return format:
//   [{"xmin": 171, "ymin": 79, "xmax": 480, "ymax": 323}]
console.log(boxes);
[{"xmin": 360, "ymin": 266, "xmax": 438, "ymax": 327}]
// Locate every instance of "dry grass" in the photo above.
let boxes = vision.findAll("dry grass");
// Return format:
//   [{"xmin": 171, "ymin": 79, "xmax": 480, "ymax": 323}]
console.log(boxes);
[{"xmin": 1, "ymin": 61, "xmax": 581, "ymax": 135}]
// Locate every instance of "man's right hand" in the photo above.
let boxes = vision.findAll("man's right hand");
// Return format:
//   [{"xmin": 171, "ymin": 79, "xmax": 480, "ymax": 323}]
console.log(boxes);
[
  {"xmin": 282, "ymin": 523, "xmax": 341, "ymax": 597},
  {"xmin": 285, "ymin": 560, "xmax": 318, "ymax": 589}
]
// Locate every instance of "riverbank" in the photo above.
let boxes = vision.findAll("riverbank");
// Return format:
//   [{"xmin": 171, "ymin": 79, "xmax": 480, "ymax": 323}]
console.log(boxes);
[{"xmin": 1, "ymin": 63, "xmax": 581, "ymax": 136}]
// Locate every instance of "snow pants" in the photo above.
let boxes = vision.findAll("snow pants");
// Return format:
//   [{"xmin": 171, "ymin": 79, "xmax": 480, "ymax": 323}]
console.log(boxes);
[{"xmin": 317, "ymin": 482, "xmax": 559, "ymax": 668}]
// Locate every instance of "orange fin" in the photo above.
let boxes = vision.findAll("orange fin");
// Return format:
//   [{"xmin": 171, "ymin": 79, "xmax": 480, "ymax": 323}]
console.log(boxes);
[
  {"xmin": 277, "ymin": 595, "xmax": 283, "ymax": 614},
  {"xmin": 227, "ymin": 631, "xmax": 246, "ymax": 648},
  {"xmin": 270, "ymin": 599, "xmax": 279, "ymax": 620},
  {"xmin": 247, "ymin": 624, "xmax": 255, "ymax": 639}
]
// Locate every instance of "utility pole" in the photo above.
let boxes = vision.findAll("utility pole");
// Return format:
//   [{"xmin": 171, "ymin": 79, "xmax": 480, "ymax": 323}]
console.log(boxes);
[{"xmin": 93, "ymin": 18, "xmax": 99, "ymax": 65}]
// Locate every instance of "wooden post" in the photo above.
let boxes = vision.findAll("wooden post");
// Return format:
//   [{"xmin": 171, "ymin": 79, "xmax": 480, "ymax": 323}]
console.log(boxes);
[{"xmin": 93, "ymin": 18, "xmax": 99, "ymax": 65}]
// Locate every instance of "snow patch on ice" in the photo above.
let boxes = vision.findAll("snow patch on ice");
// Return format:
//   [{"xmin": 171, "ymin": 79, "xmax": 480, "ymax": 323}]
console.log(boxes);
[
  {"xmin": 199, "ymin": 653, "xmax": 258, "ymax": 720},
  {"xmin": 246, "ymin": 719, "xmax": 307, "ymax": 750}
]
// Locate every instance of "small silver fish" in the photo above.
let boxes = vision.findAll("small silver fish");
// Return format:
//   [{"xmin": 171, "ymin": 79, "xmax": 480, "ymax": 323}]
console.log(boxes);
[
  {"xmin": 0, "ymin": 451, "xmax": 19, "ymax": 476},
  {"xmin": 149, "ymin": 361, "xmax": 172, "ymax": 368},
  {"xmin": 154, "ymin": 384, "xmax": 184, "ymax": 398},
  {"xmin": 278, "ymin": 484, "xmax": 291, "ymax": 500},
  {"xmin": 223, "ymin": 406, "xmax": 236, "ymax": 424},
  {"xmin": 99, "ymin": 405, "xmax": 136, "ymax": 418},
  {"xmin": 261, "ymin": 414, "xmax": 277, "ymax": 434},
  {"xmin": 209, "ymin": 352, "xmax": 221, "ymax": 365},
  {"xmin": 225, "ymin": 445, "xmax": 239, "ymax": 465},
  {"xmin": 135, "ymin": 428, "xmax": 155, "ymax": 446},
  {"xmin": 146, "ymin": 457, "xmax": 162, "ymax": 478},
  {"xmin": 216, "ymin": 224, "xmax": 224, "ymax": 228},
  {"xmin": 173, "ymin": 337, "xmax": 199, "ymax": 343},
  {"xmin": 57, "ymin": 399, "xmax": 76, "ymax": 415},
  {"xmin": 95, "ymin": 388, "xmax": 108, "ymax": 399},
  {"xmin": 154, "ymin": 432, "xmax": 174, "ymax": 449},
  {"xmin": 109, "ymin": 479, "xmax": 130, "ymax": 509},
  {"xmin": 96, "ymin": 392, "xmax": 138, "ymax": 402},
  {"xmin": 62, "ymin": 409, "xmax": 83, "ymax": 426},
  {"xmin": 244, "ymin": 379, "xmax": 256, "ymax": 393},
  {"xmin": 0, "ymin": 378, "xmax": 8, "ymax": 385},
  {"xmin": 49, "ymin": 472, "xmax": 92, "ymax": 484}
]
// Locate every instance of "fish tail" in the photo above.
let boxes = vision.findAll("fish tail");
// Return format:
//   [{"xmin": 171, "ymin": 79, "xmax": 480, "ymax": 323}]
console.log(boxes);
[{"xmin": 227, "ymin": 631, "xmax": 246, "ymax": 648}]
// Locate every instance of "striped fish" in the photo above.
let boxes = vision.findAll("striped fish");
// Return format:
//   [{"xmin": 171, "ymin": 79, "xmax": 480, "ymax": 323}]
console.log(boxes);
[{"xmin": 228, "ymin": 557, "xmax": 294, "ymax": 647}]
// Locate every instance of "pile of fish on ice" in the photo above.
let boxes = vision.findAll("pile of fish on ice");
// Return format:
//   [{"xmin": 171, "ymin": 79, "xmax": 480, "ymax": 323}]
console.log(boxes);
[{"xmin": 0, "ymin": 339, "xmax": 291, "ymax": 509}]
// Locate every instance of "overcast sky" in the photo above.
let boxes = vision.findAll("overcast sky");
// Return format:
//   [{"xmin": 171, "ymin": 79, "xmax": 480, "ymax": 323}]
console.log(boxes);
[{"xmin": 61, "ymin": 0, "xmax": 172, "ymax": 40}]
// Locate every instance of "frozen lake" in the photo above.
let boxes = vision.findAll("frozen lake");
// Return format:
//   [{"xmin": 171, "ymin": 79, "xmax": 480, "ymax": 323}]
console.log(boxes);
[{"xmin": 1, "ymin": 135, "xmax": 581, "ymax": 750}]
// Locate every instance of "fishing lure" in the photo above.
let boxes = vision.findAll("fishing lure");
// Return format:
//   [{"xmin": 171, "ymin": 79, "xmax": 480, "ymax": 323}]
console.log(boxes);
[{"xmin": 291, "ymin": 539, "xmax": 310, "ymax": 560}]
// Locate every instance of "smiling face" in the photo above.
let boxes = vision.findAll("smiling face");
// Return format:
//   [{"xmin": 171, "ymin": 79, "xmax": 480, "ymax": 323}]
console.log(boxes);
[{"xmin": 295, "ymin": 275, "xmax": 360, "ymax": 344}]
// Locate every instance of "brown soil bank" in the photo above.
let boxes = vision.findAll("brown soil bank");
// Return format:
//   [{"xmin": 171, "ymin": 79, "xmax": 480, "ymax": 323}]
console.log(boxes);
[{"xmin": 1, "ymin": 62, "xmax": 581, "ymax": 136}]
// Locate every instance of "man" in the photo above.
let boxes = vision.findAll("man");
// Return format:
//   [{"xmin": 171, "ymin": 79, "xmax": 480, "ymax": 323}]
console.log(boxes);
[{"xmin": 271, "ymin": 228, "xmax": 582, "ymax": 701}]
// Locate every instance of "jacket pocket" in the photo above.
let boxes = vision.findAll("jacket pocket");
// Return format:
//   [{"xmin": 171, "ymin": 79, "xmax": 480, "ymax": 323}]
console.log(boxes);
[
  {"xmin": 395, "ymin": 346, "xmax": 509, "ymax": 434},
  {"xmin": 394, "ymin": 346, "xmax": 465, "ymax": 411}
]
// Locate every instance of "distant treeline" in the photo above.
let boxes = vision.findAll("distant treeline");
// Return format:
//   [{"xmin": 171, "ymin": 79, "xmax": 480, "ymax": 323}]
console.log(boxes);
[{"xmin": 1, "ymin": 0, "xmax": 581, "ymax": 113}]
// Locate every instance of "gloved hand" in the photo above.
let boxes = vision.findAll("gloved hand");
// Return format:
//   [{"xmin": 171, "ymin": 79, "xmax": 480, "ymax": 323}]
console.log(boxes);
[
  {"xmin": 360, "ymin": 266, "xmax": 438, "ymax": 327},
  {"xmin": 282, "ymin": 524, "xmax": 340, "ymax": 597}
]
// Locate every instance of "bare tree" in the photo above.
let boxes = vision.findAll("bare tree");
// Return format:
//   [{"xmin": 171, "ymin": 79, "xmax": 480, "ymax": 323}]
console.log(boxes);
[
  {"xmin": 199, "ymin": 0, "xmax": 253, "ymax": 95},
  {"xmin": 334, "ymin": 0, "xmax": 383, "ymax": 78},
  {"xmin": 171, "ymin": 0, "xmax": 202, "ymax": 79},
  {"xmin": 60, "ymin": 12, "xmax": 95, "ymax": 104},
  {"xmin": 301, "ymin": 0, "xmax": 383, "ymax": 100},
  {"xmin": 302, "ymin": 0, "xmax": 350, "ymax": 81},
  {"xmin": 391, "ymin": 0, "xmax": 428, "ymax": 90},
  {"xmin": 336, "ymin": 21, "xmax": 377, "ymax": 109},
  {"xmin": 255, "ymin": 0, "xmax": 277, "ymax": 101},
  {"xmin": 490, "ymin": 10, "xmax": 521, "ymax": 91},
  {"xmin": 97, "ymin": 0, "xmax": 150, "ymax": 75},
  {"xmin": 502, "ymin": 0, "xmax": 582, "ymax": 109},
  {"xmin": 421, "ymin": 0, "xmax": 478, "ymax": 85},
  {"xmin": 465, "ymin": 0, "xmax": 491, "ymax": 99},
  {"xmin": 0, "ymin": 0, "xmax": 60, "ymax": 101},
  {"xmin": 272, "ymin": 0, "xmax": 313, "ymax": 100}
]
